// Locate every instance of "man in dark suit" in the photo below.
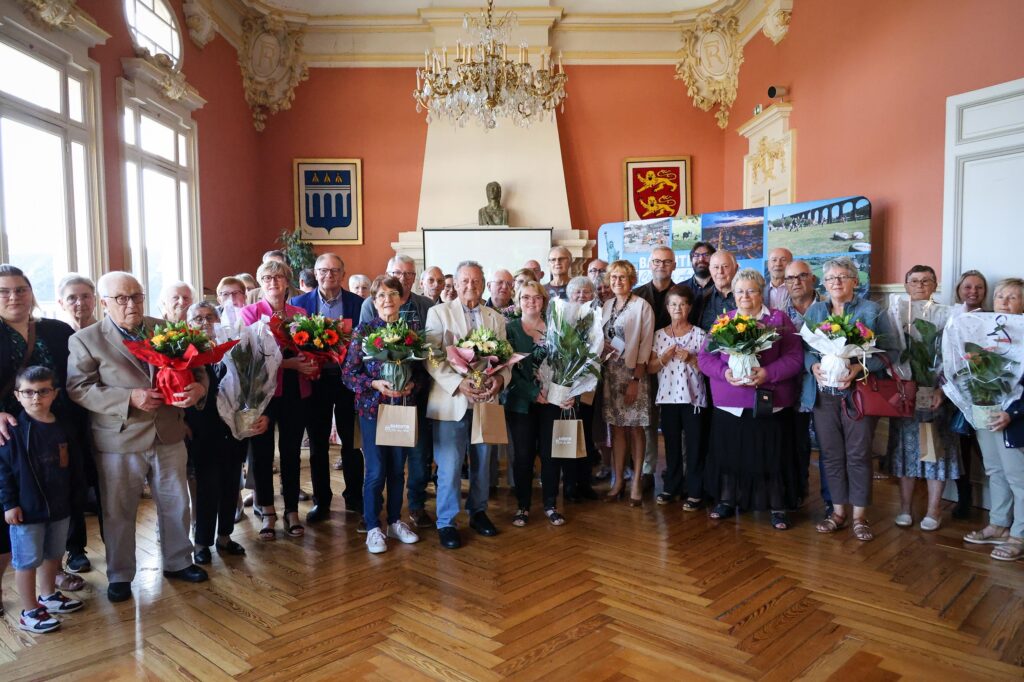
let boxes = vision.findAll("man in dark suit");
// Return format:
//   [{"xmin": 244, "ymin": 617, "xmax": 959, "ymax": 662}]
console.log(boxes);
[{"xmin": 290, "ymin": 253, "xmax": 365, "ymax": 523}]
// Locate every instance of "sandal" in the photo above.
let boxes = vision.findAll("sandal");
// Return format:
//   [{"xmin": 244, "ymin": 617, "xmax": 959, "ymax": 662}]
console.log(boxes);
[
  {"xmin": 964, "ymin": 526, "xmax": 1011, "ymax": 545},
  {"xmin": 709, "ymin": 503, "xmax": 735, "ymax": 520},
  {"xmin": 990, "ymin": 540, "xmax": 1024, "ymax": 562},
  {"xmin": 285, "ymin": 512, "xmax": 305, "ymax": 538},
  {"xmin": 682, "ymin": 497, "xmax": 703, "ymax": 512},
  {"xmin": 816, "ymin": 513, "xmax": 847, "ymax": 533},
  {"xmin": 55, "ymin": 570, "xmax": 85, "ymax": 592},
  {"xmin": 258, "ymin": 512, "xmax": 277, "ymax": 541},
  {"xmin": 512, "ymin": 510, "xmax": 529, "ymax": 527},
  {"xmin": 545, "ymin": 509, "xmax": 566, "ymax": 526},
  {"xmin": 655, "ymin": 493, "xmax": 676, "ymax": 505},
  {"xmin": 852, "ymin": 518, "xmax": 874, "ymax": 542},
  {"xmin": 770, "ymin": 511, "xmax": 790, "ymax": 531}
]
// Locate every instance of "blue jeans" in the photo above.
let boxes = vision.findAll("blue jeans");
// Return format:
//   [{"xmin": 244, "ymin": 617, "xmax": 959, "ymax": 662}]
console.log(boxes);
[
  {"xmin": 432, "ymin": 413, "xmax": 493, "ymax": 529},
  {"xmin": 406, "ymin": 411, "xmax": 432, "ymax": 512},
  {"xmin": 360, "ymin": 416, "xmax": 408, "ymax": 531}
]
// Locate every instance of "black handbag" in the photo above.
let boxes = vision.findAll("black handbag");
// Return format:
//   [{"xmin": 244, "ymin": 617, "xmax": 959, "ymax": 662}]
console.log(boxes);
[
  {"xmin": 1004, "ymin": 418, "xmax": 1024, "ymax": 449},
  {"xmin": 753, "ymin": 388, "xmax": 774, "ymax": 418}
]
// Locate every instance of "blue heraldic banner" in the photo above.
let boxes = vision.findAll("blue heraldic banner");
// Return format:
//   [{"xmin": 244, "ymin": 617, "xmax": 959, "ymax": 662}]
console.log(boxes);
[{"xmin": 294, "ymin": 158, "xmax": 363, "ymax": 244}]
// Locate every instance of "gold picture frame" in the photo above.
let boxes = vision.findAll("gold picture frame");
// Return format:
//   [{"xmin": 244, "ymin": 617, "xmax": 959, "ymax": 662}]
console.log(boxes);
[
  {"xmin": 623, "ymin": 156, "xmax": 692, "ymax": 220},
  {"xmin": 294, "ymin": 158, "xmax": 364, "ymax": 244}
]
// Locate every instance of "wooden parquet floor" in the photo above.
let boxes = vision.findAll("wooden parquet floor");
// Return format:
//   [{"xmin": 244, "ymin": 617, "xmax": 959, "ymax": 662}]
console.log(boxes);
[{"xmin": 0, "ymin": 449, "xmax": 1022, "ymax": 681}]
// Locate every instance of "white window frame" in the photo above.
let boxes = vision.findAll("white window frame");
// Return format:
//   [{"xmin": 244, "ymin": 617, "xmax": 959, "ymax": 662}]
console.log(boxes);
[
  {"xmin": 123, "ymin": 0, "xmax": 183, "ymax": 69},
  {"xmin": 0, "ymin": 4, "xmax": 108, "ymax": 289}
]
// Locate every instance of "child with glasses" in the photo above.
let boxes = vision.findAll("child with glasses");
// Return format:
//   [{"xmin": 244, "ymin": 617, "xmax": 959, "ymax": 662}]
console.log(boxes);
[{"xmin": 0, "ymin": 366, "xmax": 84, "ymax": 633}]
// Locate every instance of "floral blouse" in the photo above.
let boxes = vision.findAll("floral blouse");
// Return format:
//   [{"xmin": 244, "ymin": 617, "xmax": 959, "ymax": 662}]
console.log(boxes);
[
  {"xmin": 653, "ymin": 327, "xmax": 707, "ymax": 407},
  {"xmin": 1, "ymin": 319, "xmax": 57, "ymax": 414},
  {"xmin": 342, "ymin": 318, "xmax": 426, "ymax": 420}
]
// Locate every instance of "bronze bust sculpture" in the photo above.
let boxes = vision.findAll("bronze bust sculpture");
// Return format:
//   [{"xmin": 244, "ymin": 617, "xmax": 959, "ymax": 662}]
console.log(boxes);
[{"xmin": 478, "ymin": 181, "xmax": 509, "ymax": 226}]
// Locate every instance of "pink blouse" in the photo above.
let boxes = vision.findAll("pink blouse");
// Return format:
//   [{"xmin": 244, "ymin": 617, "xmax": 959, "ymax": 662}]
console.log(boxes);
[{"xmin": 240, "ymin": 300, "xmax": 312, "ymax": 399}]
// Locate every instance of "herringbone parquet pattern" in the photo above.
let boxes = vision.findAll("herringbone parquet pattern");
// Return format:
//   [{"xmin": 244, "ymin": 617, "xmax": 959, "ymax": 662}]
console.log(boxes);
[{"xmin": 1, "ymin": 450, "xmax": 1022, "ymax": 681}]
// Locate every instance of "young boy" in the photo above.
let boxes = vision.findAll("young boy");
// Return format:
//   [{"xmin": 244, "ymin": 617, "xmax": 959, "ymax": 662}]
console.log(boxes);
[{"xmin": 0, "ymin": 366, "xmax": 84, "ymax": 633}]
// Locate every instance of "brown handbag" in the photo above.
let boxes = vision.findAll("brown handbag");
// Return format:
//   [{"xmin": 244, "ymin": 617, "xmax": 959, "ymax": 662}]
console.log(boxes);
[{"xmin": 844, "ymin": 353, "xmax": 917, "ymax": 421}]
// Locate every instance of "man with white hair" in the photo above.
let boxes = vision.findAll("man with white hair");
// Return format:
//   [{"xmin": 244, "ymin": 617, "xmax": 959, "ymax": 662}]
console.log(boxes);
[
  {"xmin": 348, "ymin": 274, "xmax": 371, "ymax": 299},
  {"xmin": 420, "ymin": 266, "xmax": 445, "ymax": 303},
  {"xmin": 357, "ymin": 255, "xmax": 434, "ymax": 327},
  {"xmin": 545, "ymin": 247, "xmax": 572, "ymax": 301},
  {"xmin": 485, "ymin": 269, "xmax": 515, "ymax": 312},
  {"xmin": 523, "ymin": 259, "xmax": 544, "ymax": 283},
  {"xmin": 765, "ymin": 247, "xmax": 794, "ymax": 310},
  {"xmin": 159, "ymin": 281, "xmax": 194, "ymax": 323},
  {"xmin": 698, "ymin": 250, "xmax": 739, "ymax": 331},
  {"xmin": 67, "ymin": 272, "xmax": 209, "ymax": 602}
]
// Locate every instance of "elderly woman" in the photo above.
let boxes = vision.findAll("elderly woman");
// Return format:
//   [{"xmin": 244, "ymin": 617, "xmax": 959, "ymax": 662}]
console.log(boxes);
[
  {"xmin": 513, "ymin": 267, "xmax": 538, "ymax": 292},
  {"xmin": 342, "ymin": 276, "xmax": 422, "ymax": 553},
  {"xmin": 561, "ymin": 276, "xmax": 601, "ymax": 501},
  {"xmin": 57, "ymin": 274, "xmax": 98, "ymax": 331},
  {"xmin": 963, "ymin": 278, "xmax": 1024, "ymax": 562},
  {"xmin": 241, "ymin": 260, "xmax": 316, "ymax": 540},
  {"xmin": 236, "ymin": 273, "xmax": 259, "ymax": 294},
  {"xmin": 506, "ymin": 281, "xmax": 574, "ymax": 525},
  {"xmin": 698, "ymin": 270, "xmax": 802, "ymax": 529},
  {"xmin": 159, "ymin": 281, "xmax": 194, "ymax": 323},
  {"xmin": 650, "ymin": 285, "xmax": 708, "ymax": 510},
  {"xmin": 951, "ymin": 269, "xmax": 988, "ymax": 518},
  {"xmin": 803, "ymin": 256, "xmax": 888, "ymax": 541},
  {"xmin": 954, "ymin": 270, "xmax": 988, "ymax": 314},
  {"xmin": 0, "ymin": 265, "xmax": 89, "ymax": 593},
  {"xmin": 348, "ymin": 274, "xmax": 371, "ymax": 299},
  {"xmin": 184, "ymin": 302, "xmax": 268, "ymax": 563},
  {"xmin": 887, "ymin": 265, "xmax": 961, "ymax": 532},
  {"xmin": 601, "ymin": 260, "xmax": 655, "ymax": 506}
]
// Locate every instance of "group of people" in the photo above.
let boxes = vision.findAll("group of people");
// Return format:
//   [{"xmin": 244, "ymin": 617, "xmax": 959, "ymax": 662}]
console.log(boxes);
[{"xmin": 0, "ymin": 242, "xmax": 1021, "ymax": 633}]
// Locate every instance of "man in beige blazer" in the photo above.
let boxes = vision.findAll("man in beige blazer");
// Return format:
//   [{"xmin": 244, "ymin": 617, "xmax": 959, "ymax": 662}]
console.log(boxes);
[
  {"xmin": 425, "ymin": 261, "xmax": 511, "ymax": 549},
  {"xmin": 66, "ymin": 272, "xmax": 209, "ymax": 603}
]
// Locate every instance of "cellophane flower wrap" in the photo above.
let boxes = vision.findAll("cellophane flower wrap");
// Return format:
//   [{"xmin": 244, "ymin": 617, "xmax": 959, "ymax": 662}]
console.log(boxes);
[
  {"xmin": 941, "ymin": 312, "xmax": 1024, "ymax": 429},
  {"xmin": 445, "ymin": 327, "xmax": 527, "ymax": 389},
  {"xmin": 538, "ymin": 298, "xmax": 604, "ymax": 405},
  {"xmin": 799, "ymin": 313, "xmax": 881, "ymax": 388},
  {"xmin": 123, "ymin": 321, "xmax": 239, "ymax": 404},
  {"xmin": 707, "ymin": 312, "xmax": 780, "ymax": 382},
  {"xmin": 216, "ymin": 318, "xmax": 282, "ymax": 439},
  {"xmin": 269, "ymin": 314, "xmax": 352, "ymax": 380},
  {"xmin": 362, "ymin": 319, "xmax": 427, "ymax": 393}
]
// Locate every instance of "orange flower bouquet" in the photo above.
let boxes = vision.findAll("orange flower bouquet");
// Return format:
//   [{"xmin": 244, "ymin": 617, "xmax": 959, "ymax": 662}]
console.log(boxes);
[
  {"xmin": 269, "ymin": 314, "xmax": 352, "ymax": 380},
  {"xmin": 123, "ymin": 321, "xmax": 239, "ymax": 404}
]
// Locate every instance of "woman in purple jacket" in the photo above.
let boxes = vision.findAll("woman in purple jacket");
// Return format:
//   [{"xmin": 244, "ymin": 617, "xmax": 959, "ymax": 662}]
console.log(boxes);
[{"xmin": 698, "ymin": 268, "xmax": 804, "ymax": 530}]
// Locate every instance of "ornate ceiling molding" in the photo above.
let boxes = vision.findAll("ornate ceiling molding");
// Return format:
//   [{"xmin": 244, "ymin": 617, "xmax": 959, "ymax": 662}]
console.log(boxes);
[
  {"xmin": 184, "ymin": 0, "xmax": 219, "ymax": 49},
  {"xmin": 761, "ymin": 0, "xmax": 792, "ymax": 44},
  {"xmin": 122, "ymin": 51, "xmax": 207, "ymax": 112},
  {"xmin": 674, "ymin": 12, "xmax": 744, "ymax": 129},
  {"xmin": 238, "ymin": 11, "xmax": 308, "ymax": 131},
  {"xmin": 11, "ymin": 0, "xmax": 109, "ymax": 48}
]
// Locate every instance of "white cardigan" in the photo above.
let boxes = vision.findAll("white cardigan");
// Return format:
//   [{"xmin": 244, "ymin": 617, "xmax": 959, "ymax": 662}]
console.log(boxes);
[{"xmin": 601, "ymin": 295, "xmax": 655, "ymax": 370}]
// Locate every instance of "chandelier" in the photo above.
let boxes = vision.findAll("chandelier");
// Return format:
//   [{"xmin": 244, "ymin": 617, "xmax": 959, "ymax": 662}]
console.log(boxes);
[{"xmin": 412, "ymin": 0, "xmax": 568, "ymax": 128}]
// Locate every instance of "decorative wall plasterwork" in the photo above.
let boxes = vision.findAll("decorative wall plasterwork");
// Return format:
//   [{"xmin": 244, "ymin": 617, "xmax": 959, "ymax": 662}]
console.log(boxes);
[
  {"xmin": 674, "ymin": 12, "xmax": 744, "ymax": 129},
  {"xmin": 736, "ymin": 102, "xmax": 795, "ymax": 208},
  {"xmin": 761, "ymin": 0, "xmax": 792, "ymax": 45},
  {"xmin": 238, "ymin": 11, "xmax": 308, "ymax": 131},
  {"xmin": 184, "ymin": 0, "xmax": 219, "ymax": 49},
  {"xmin": 12, "ymin": 0, "xmax": 109, "ymax": 47},
  {"xmin": 122, "ymin": 50, "xmax": 207, "ymax": 111}
]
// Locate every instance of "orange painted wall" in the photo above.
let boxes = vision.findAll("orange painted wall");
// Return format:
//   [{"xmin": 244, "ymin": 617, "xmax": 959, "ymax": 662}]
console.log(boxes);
[
  {"xmin": 76, "ymin": 0, "xmax": 261, "ymax": 292},
  {"xmin": 724, "ymin": 0, "xmax": 1024, "ymax": 282}
]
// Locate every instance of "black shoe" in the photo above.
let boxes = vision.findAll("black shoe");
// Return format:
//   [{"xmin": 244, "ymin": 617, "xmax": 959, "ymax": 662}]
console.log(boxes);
[
  {"xmin": 641, "ymin": 473, "xmax": 655, "ymax": 492},
  {"xmin": 66, "ymin": 552, "xmax": 91, "ymax": 573},
  {"xmin": 107, "ymin": 581, "xmax": 132, "ymax": 602},
  {"xmin": 163, "ymin": 565, "xmax": 209, "ymax": 583},
  {"xmin": 215, "ymin": 540, "xmax": 247, "ymax": 556},
  {"xmin": 193, "ymin": 547, "xmax": 212, "ymax": 565},
  {"xmin": 469, "ymin": 512, "xmax": 498, "ymax": 537},
  {"xmin": 297, "ymin": 489, "xmax": 312, "ymax": 502},
  {"xmin": 306, "ymin": 505, "xmax": 330, "ymax": 524},
  {"xmin": 578, "ymin": 486, "xmax": 600, "ymax": 501},
  {"xmin": 438, "ymin": 526, "xmax": 461, "ymax": 549}
]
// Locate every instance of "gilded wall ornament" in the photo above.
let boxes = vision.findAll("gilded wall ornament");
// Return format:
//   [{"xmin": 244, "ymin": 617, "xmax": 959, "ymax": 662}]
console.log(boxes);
[
  {"xmin": 183, "ymin": 1, "xmax": 217, "ymax": 49},
  {"xmin": 239, "ymin": 12, "xmax": 309, "ymax": 131},
  {"xmin": 750, "ymin": 136, "xmax": 786, "ymax": 182},
  {"xmin": 674, "ymin": 13, "xmax": 744, "ymax": 129},
  {"xmin": 762, "ymin": 8, "xmax": 792, "ymax": 45},
  {"xmin": 122, "ymin": 49, "xmax": 206, "ymax": 112},
  {"xmin": 17, "ymin": 0, "xmax": 76, "ymax": 30}
]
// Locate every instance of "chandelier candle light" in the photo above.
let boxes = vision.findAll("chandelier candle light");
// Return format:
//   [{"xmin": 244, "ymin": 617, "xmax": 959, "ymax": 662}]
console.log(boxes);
[{"xmin": 413, "ymin": 0, "xmax": 568, "ymax": 128}]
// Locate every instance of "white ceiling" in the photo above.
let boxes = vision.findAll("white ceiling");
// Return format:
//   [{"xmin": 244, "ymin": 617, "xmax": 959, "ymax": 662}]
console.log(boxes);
[{"xmin": 249, "ymin": 0, "xmax": 719, "ymax": 17}]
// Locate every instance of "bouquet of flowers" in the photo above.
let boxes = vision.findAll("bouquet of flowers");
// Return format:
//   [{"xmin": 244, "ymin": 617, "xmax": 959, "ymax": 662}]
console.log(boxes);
[
  {"xmin": 361, "ymin": 319, "xmax": 428, "ymax": 392},
  {"xmin": 445, "ymin": 327, "xmax": 527, "ymax": 389},
  {"xmin": 216, "ymin": 319, "xmax": 282, "ymax": 438},
  {"xmin": 269, "ymin": 314, "xmax": 352, "ymax": 380},
  {"xmin": 707, "ymin": 313, "xmax": 780, "ymax": 383},
  {"xmin": 538, "ymin": 298, "xmax": 603, "ymax": 405},
  {"xmin": 123, "ymin": 321, "xmax": 239, "ymax": 404},
  {"xmin": 942, "ymin": 312, "xmax": 1024, "ymax": 429},
  {"xmin": 799, "ymin": 313, "xmax": 881, "ymax": 388}
]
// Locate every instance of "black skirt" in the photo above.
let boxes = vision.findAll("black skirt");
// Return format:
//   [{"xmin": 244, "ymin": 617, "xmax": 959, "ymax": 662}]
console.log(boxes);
[{"xmin": 704, "ymin": 407, "xmax": 799, "ymax": 511}]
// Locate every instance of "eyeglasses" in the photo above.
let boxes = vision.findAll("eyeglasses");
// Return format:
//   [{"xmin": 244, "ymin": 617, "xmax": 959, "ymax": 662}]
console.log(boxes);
[
  {"xmin": 260, "ymin": 275, "xmax": 287, "ymax": 283},
  {"xmin": 191, "ymin": 314, "xmax": 217, "ymax": 324},
  {"xmin": 374, "ymin": 290, "xmax": 401, "ymax": 301},
  {"xmin": 650, "ymin": 259, "xmax": 675, "ymax": 267},
  {"xmin": 217, "ymin": 289, "xmax": 244, "ymax": 299},
  {"xmin": 316, "ymin": 268, "xmax": 342, "ymax": 276},
  {"xmin": 783, "ymin": 273, "xmax": 812, "ymax": 283},
  {"xmin": 823, "ymin": 275, "xmax": 856, "ymax": 284},
  {"xmin": 907, "ymin": 278, "xmax": 936, "ymax": 286},
  {"xmin": 64, "ymin": 294, "xmax": 95, "ymax": 303},
  {"xmin": 690, "ymin": 252, "xmax": 711, "ymax": 260},
  {"xmin": 0, "ymin": 286, "xmax": 31, "ymax": 299},
  {"xmin": 734, "ymin": 289, "xmax": 760, "ymax": 297},
  {"xmin": 587, "ymin": 268, "xmax": 606, "ymax": 276},
  {"xmin": 16, "ymin": 388, "xmax": 54, "ymax": 398},
  {"xmin": 389, "ymin": 270, "xmax": 416, "ymax": 279},
  {"xmin": 104, "ymin": 293, "xmax": 145, "ymax": 306}
]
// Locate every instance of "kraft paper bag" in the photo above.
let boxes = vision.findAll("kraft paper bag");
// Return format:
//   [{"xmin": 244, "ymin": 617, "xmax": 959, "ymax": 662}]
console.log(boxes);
[
  {"xmin": 352, "ymin": 418, "xmax": 363, "ymax": 449},
  {"xmin": 471, "ymin": 401, "xmax": 508, "ymax": 445},
  {"xmin": 918, "ymin": 422, "xmax": 939, "ymax": 463},
  {"xmin": 551, "ymin": 419, "xmax": 586, "ymax": 459},
  {"xmin": 580, "ymin": 390, "xmax": 596, "ymax": 406},
  {"xmin": 376, "ymin": 404, "xmax": 418, "ymax": 448}
]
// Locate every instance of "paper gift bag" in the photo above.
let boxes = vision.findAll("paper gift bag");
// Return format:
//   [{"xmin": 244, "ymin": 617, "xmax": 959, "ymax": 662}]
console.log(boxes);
[
  {"xmin": 471, "ymin": 401, "xmax": 508, "ymax": 445},
  {"xmin": 580, "ymin": 390, "xmax": 596, "ymax": 406},
  {"xmin": 376, "ymin": 404, "xmax": 418, "ymax": 448},
  {"xmin": 551, "ymin": 419, "xmax": 586, "ymax": 459},
  {"xmin": 352, "ymin": 418, "xmax": 362, "ymax": 449},
  {"xmin": 918, "ymin": 422, "xmax": 939, "ymax": 463}
]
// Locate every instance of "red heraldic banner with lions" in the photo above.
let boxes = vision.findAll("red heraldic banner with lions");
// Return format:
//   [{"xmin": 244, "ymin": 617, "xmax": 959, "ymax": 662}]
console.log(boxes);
[{"xmin": 624, "ymin": 157, "xmax": 691, "ymax": 221}]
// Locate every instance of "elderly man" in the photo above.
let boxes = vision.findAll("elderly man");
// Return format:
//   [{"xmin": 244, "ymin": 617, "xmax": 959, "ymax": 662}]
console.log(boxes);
[
  {"xmin": 425, "ymin": 261, "xmax": 510, "ymax": 549},
  {"xmin": 545, "ymin": 247, "xmax": 572, "ymax": 301},
  {"xmin": 681, "ymin": 241, "xmax": 716, "ymax": 323},
  {"xmin": 523, "ymin": 259, "xmax": 544, "ymax": 284},
  {"xmin": 358, "ymin": 255, "xmax": 434, "ymax": 327},
  {"xmin": 289, "ymin": 253, "xmax": 365, "ymax": 522},
  {"xmin": 766, "ymin": 247, "xmax": 794, "ymax": 311},
  {"xmin": 420, "ymin": 266, "xmax": 445, "ymax": 303},
  {"xmin": 67, "ymin": 272, "xmax": 209, "ymax": 602},
  {"xmin": 586, "ymin": 258, "xmax": 608, "ymax": 282},
  {"xmin": 698, "ymin": 250, "xmax": 738, "ymax": 331},
  {"xmin": 485, "ymin": 269, "xmax": 515, "ymax": 312},
  {"xmin": 57, "ymin": 274, "xmax": 98, "ymax": 331},
  {"xmin": 348, "ymin": 274, "xmax": 371, "ymax": 299},
  {"xmin": 159, "ymin": 281, "xmax": 194, "ymax": 323}
]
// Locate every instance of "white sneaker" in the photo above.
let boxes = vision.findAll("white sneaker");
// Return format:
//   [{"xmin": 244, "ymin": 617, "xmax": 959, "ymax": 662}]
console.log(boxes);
[
  {"xmin": 38, "ymin": 591, "xmax": 84, "ymax": 614},
  {"xmin": 366, "ymin": 527, "xmax": 387, "ymax": 554},
  {"xmin": 19, "ymin": 607, "xmax": 60, "ymax": 633},
  {"xmin": 387, "ymin": 521, "xmax": 420, "ymax": 544}
]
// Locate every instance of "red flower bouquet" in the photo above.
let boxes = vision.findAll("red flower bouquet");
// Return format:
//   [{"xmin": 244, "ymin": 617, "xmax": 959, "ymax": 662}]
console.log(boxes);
[
  {"xmin": 269, "ymin": 314, "xmax": 353, "ymax": 380},
  {"xmin": 123, "ymin": 321, "xmax": 239, "ymax": 404}
]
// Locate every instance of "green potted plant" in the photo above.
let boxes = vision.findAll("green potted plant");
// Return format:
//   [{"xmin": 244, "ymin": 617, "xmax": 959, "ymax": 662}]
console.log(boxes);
[
  {"xmin": 954, "ymin": 342, "xmax": 1018, "ymax": 429},
  {"xmin": 277, "ymin": 227, "xmax": 315, "ymax": 286}
]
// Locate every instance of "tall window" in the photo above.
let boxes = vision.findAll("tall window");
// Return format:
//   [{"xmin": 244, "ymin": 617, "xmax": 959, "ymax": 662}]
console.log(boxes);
[
  {"xmin": 124, "ymin": 0, "xmax": 182, "ymax": 67},
  {"xmin": 0, "ymin": 25, "xmax": 103, "ymax": 316}
]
